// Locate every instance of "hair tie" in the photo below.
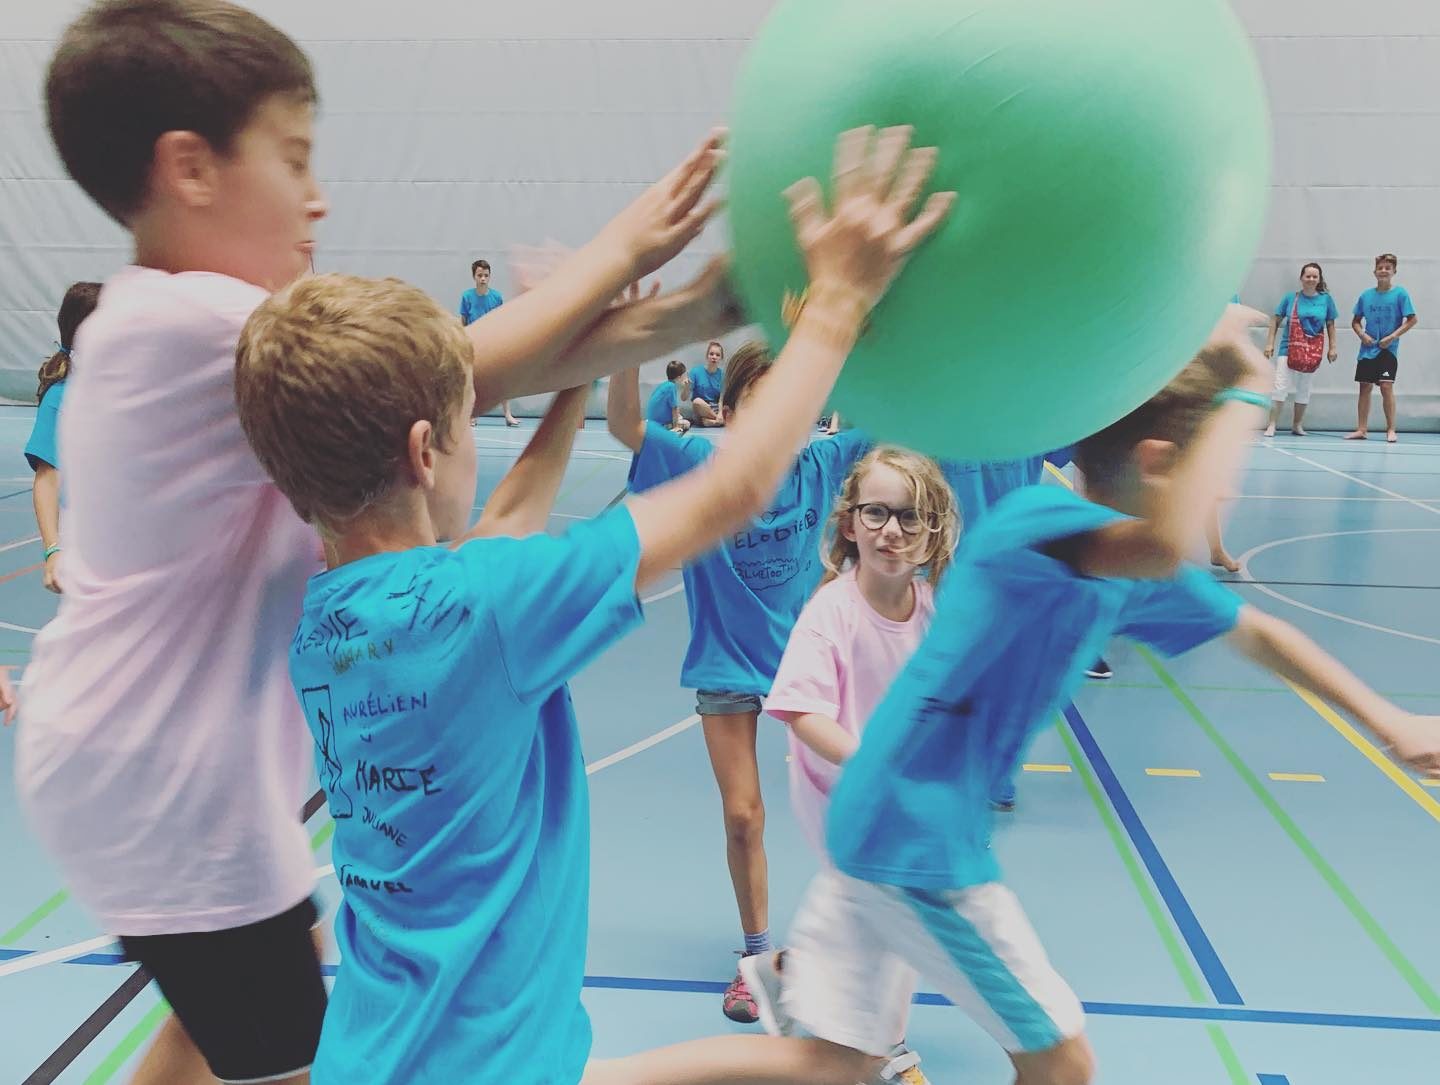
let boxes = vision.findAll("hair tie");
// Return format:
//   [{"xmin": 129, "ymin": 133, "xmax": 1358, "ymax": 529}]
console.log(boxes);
[{"xmin": 53, "ymin": 342, "xmax": 71, "ymax": 357}]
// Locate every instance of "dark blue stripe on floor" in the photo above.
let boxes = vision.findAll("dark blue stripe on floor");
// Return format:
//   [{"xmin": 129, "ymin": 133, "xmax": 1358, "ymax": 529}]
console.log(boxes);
[
  {"xmin": 1256, "ymin": 1076, "xmax": 1292, "ymax": 1085},
  {"xmin": 1062, "ymin": 702, "xmax": 1244, "ymax": 1005}
]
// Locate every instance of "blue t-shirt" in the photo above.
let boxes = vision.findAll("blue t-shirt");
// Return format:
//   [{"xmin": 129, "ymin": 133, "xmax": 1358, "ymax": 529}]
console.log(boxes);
[
  {"xmin": 25, "ymin": 380, "xmax": 65, "ymax": 472},
  {"xmin": 629, "ymin": 424, "xmax": 869, "ymax": 693},
  {"xmin": 1354, "ymin": 287, "xmax": 1416, "ymax": 359},
  {"xmin": 827, "ymin": 486, "xmax": 1242, "ymax": 890},
  {"xmin": 691, "ymin": 365, "xmax": 724, "ymax": 405},
  {"xmin": 458, "ymin": 287, "xmax": 504, "ymax": 326},
  {"xmin": 646, "ymin": 381, "xmax": 681, "ymax": 425},
  {"xmin": 290, "ymin": 509, "xmax": 643, "ymax": 1084},
  {"xmin": 940, "ymin": 448, "xmax": 1073, "ymax": 531},
  {"xmin": 1273, "ymin": 291, "xmax": 1339, "ymax": 356}
]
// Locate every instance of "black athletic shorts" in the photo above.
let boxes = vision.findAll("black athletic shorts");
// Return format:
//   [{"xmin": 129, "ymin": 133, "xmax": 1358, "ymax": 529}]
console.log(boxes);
[
  {"xmin": 1356, "ymin": 349, "xmax": 1398, "ymax": 384},
  {"xmin": 118, "ymin": 897, "xmax": 326, "ymax": 1083}
]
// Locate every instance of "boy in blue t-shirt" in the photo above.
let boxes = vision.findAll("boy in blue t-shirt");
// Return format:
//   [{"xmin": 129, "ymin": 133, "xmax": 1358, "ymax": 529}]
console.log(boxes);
[
  {"xmin": 611, "ymin": 340, "xmax": 869, "ymax": 1025},
  {"xmin": 743, "ymin": 311, "xmax": 1440, "ymax": 1084},
  {"xmin": 647, "ymin": 359, "xmax": 693, "ymax": 432},
  {"xmin": 1347, "ymin": 252, "xmax": 1418, "ymax": 443},
  {"xmin": 237, "ymin": 125, "xmax": 954, "ymax": 1085},
  {"xmin": 458, "ymin": 258, "xmax": 517, "ymax": 426}
]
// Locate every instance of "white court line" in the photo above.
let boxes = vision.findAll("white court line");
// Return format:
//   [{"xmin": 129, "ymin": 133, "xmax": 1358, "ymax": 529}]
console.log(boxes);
[
  {"xmin": 0, "ymin": 534, "xmax": 40, "ymax": 553},
  {"xmin": 0, "ymin": 935, "xmax": 116, "ymax": 978},
  {"xmin": 472, "ymin": 436, "xmax": 629, "ymax": 462},
  {"xmin": 0, "ymin": 619, "xmax": 40, "ymax": 635},
  {"xmin": 642, "ymin": 582, "xmax": 684, "ymax": 604},
  {"xmin": 1268, "ymin": 446, "xmax": 1440, "ymax": 516},
  {"xmin": 1237, "ymin": 528, "xmax": 1440, "ymax": 646},
  {"xmin": 1231, "ymin": 495, "xmax": 1428, "ymax": 503}
]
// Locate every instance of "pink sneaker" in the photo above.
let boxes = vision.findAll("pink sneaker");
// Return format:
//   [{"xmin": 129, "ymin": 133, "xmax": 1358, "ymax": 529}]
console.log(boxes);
[{"xmin": 722, "ymin": 965, "xmax": 759, "ymax": 1024}]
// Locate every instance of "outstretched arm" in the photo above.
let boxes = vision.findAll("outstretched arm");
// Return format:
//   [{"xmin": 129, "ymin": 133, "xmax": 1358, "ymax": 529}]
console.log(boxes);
[
  {"xmin": 468, "ymin": 133, "xmax": 724, "ymax": 408},
  {"xmin": 1228, "ymin": 605, "xmax": 1440, "ymax": 774},
  {"xmin": 460, "ymin": 385, "xmax": 591, "ymax": 542}
]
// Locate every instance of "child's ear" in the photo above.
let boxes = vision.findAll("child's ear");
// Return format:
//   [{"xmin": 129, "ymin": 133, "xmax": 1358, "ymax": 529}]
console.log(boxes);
[
  {"xmin": 406, "ymin": 419, "xmax": 438, "ymax": 488},
  {"xmin": 1133, "ymin": 438, "xmax": 1179, "ymax": 485},
  {"xmin": 839, "ymin": 509, "xmax": 858, "ymax": 543},
  {"xmin": 153, "ymin": 130, "xmax": 221, "ymax": 210}
]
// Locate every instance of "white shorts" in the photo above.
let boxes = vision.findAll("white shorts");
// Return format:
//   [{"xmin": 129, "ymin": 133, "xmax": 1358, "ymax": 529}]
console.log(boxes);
[
  {"xmin": 1272, "ymin": 358, "xmax": 1316, "ymax": 405},
  {"xmin": 781, "ymin": 870, "xmax": 1084, "ymax": 1056}
]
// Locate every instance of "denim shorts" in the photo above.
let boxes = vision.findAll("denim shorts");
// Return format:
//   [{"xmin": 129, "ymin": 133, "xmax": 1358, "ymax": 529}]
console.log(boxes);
[{"xmin": 696, "ymin": 689, "xmax": 764, "ymax": 716}]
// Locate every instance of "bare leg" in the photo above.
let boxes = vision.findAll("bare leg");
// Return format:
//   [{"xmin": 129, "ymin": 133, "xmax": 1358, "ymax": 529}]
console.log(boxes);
[
  {"xmin": 701, "ymin": 712, "xmax": 768, "ymax": 940},
  {"xmin": 694, "ymin": 399, "xmax": 723, "ymax": 427},
  {"xmin": 1380, "ymin": 381, "xmax": 1398, "ymax": 441},
  {"xmin": 582, "ymin": 1035, "xmax": 882, "ymax": 1085},
  {"xmin": 1264, "ymin": 399, "xmax": 1281, "ymax": 437},
  {"xmin": 503, "ymin": 400, "xmax": 519, "ymax": 426},
  {"xmin": 1010, "ymin": 1034, "xmax": 1097, "ymax": 1085},
  {"xmin": 1207, "ymin": 506, "xmax": 1239, "ymax": 573},
  {"xmin": 127, "ymin": 1015, "xmax": 216, "ymax": 1085},
  {"xmin": 1291, "ymin": 401, "xmax": 1308, "ymax": 435},
  {"xmin": 1346, "ymin": 385, "xmax": 1372, "ymax": 439}
]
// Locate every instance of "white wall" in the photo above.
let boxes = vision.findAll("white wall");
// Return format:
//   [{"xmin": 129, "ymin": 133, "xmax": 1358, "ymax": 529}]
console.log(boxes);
[{"xmin": 1, "ymin": 0, "xmax": 1434, "ymax": 427}]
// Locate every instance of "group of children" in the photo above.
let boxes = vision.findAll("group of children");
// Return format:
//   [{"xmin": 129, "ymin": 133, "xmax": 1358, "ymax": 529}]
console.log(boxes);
[
  {"xmin": 1260, "ymin": 254, "xmax": 1418, "ymax": 442},
  {"xmin": 12, "ymin": 4, "xmax": 1440, "ymax": 1085},
  {"xmin": 643, "ymin": 339, "xmax": 730, "ymax": 434}
]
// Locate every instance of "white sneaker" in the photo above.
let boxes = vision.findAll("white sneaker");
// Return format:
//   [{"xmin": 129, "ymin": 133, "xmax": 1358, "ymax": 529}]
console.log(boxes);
[{"xmin": 737, "ymin": 951, "xmax": 793, "ymax": 1036}]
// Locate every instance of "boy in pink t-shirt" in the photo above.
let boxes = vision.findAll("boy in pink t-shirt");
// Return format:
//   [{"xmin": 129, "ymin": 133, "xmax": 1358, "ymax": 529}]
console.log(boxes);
[
  {"xmin": 760, "ymin": 447, "xmax": 959, "ymax": 1085},
  {"xmin": 13, "ymin": 2, "xmax": 730, "ymax": 1081}
]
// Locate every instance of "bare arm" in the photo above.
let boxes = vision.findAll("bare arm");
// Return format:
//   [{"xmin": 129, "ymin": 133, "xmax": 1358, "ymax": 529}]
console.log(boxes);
[
  {"xmin": 468, "ymin": 134, "xmax": 723, "ymax": 409},
  {"xmin": 607, "ymin": 368, "xmax": 647, "ymax": 453},
  {"xmin": 789, "ymin": 712, "xmax": 859, "ymax": 766},
  {"xmin": 625, "ymin": 126, "xmax": 955, "ymax": 591},
  {"xmin": 1353, "ymin": 313, "xmax": 1372, "ymax": 344},
  {"xmin": 32, "ymin": 464, "xmax": 61, "ymax": 594},
  {"xmin": 1326, "ymin": 320, "xmax": 1338, "ymax": 360},
  {"xmin": 1264, "ymin": 314, "xmax": 1280, "ymax": 356},
  {"xmin": 1227, "ymin": 605, "xmax": 1440, "ymax": 773},
  {"xmin": 1381, "ymin": 314, "xmax": 1418, "ymax": 347},
  {"xmin": 458, "ymin": 385, "xmax": 591, "ymax": 543}
]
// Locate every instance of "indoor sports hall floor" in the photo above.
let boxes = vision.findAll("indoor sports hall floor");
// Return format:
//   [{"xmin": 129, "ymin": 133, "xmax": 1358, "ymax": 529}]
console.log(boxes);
[{"xmin": 3, "ymin": 408, "xmax": 1440, "ymax": 1084}]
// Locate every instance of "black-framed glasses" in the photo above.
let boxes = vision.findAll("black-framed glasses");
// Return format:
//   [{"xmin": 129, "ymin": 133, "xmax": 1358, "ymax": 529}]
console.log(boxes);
[{"xmin": 854, "ymin": 502, "xmax": 927, "ymax": 535}]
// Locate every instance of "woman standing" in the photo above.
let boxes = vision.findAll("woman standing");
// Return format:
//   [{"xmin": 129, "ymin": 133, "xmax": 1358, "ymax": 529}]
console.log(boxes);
[{"xmin": 1263, "ymin": 262, "xmax": 1338, "ymax": 437}]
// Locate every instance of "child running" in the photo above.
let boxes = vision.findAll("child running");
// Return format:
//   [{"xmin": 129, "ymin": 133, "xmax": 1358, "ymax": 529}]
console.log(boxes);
[
  {"xmin": 15, "ymin": 1, "xmax": 739, "ymax": 1080},
  {"xmin": 746, "ymin": 309, "xmax": 1440, "ymax": 1085},
  {"xmin": 759, "ymin": 447, "xmax": 959, "ymax": 1084},
  {"xmin": 236, "ymin": 125, "xmax": 953, "ymax": 1084},
  {"xmin": 609, "ymin": 341, "xmax": 872, "ymax": 1023}
]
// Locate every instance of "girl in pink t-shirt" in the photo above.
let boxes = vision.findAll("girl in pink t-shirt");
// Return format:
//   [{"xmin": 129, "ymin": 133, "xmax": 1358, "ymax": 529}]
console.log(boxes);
[{"xmin": 757, "ymin": 446, "xmax": 959, "ymax": 1085}]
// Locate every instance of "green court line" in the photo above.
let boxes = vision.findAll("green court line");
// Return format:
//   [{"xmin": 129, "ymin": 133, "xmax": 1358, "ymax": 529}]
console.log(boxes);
[
  {"xmin": 310, "ymin": 819, "xmax": 335, "ymax": 850},
  {"xmin": 1139, "ymin": 645, "xmax": 1440, "ymax": 1015},
  {"xmin": 0, "ymin": 888, "xmax": 69, "ymax": 945},
  {"xmin": 1058, "ymin": 721, "xmax": 1249, "ymax": 1084},
  {"xmin": 82, "ymin": 1002, "xmax": 171, "ymax": 1085}
]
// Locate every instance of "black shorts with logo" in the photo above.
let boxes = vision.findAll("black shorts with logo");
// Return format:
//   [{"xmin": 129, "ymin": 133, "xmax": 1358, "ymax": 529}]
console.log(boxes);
[{"xmin": 1356, "ymin": 349, "xmax": 1398, "ymax": 384}]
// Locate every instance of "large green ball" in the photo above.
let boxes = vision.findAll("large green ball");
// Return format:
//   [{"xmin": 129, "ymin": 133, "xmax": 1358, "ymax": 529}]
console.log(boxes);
[{"xmin": 727, "ymin": 0, "xmax": 1270, "ymax": 460}]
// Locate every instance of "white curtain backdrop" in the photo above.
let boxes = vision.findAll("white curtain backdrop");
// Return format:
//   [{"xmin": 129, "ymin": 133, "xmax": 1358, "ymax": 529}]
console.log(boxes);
[{"xmin": 2, "ymin": 1, "xmax": 1434, "ymax": 428}]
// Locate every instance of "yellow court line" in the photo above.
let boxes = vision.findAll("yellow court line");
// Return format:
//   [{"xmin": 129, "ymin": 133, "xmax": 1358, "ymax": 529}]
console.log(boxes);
[
  {"xmin": 1145, "ymin": 768, "xmax": 1201, "ymax": 778},
  {"xmin": 1023, "ymin": 763, "xmax": 1072, "ymax": 773},
  {"xmin": 1269, "ymin": 772, "xmax": 1326, "ymax": 783},
  {"xmin": 1044, "ymin": 461, "xmax": 1073, "ymax": 488},
  {"xmin": 1423, "ymin": 779, "xmax": 1440, "ymax": 790},
  {"xmin": 1285, "ymin": 680, "xmax": 1440, "ymax": 824}
]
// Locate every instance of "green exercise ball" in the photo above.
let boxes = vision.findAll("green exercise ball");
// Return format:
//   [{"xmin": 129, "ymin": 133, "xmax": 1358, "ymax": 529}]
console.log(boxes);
[{"xmin": 727, "ymin": 0, "xmax": 1270, "ymax": 460}]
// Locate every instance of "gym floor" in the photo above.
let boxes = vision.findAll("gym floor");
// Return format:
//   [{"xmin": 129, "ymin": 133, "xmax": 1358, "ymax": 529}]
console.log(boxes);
[{"xmin": 2, "ymin": 408, "xmax": 1439, "ymax": 1084}]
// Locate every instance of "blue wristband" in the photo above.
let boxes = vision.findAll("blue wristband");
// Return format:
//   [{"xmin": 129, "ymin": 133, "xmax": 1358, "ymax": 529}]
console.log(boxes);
[
  {"xmin": 1213, "ymin": 388, "xmax": 1269, "ymax": 411},
  {"xmin": 43, "ymin": 545, "xmax": 61, "ymax": 560}
]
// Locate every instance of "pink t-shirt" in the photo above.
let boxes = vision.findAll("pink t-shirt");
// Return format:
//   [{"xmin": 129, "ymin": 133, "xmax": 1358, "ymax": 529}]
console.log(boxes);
[
  {"xmin": 766, "ymin": 569, "xmax": 934, "ymax": 857},
  {"xmin": 15, "ymin": 267, "xmax": 321, "ymax": 936}
]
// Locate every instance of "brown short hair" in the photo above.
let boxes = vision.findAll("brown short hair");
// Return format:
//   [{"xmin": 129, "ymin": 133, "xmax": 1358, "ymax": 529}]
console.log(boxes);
[
  {"xmin": 46, "ymin": 0, "xmax": 316, "ymax": 225},
  {"xmin": 1376, "ymin": 253, "xmax": 1399, "ymax": 270},
  {"xmin": 236, "ymin": 274, "xmax": 472, "ymax": 531},
  {"xmin": 1075, "ymin": 344, "xmax": 1249, "ymax": 488},
  {"xmin": 719, "ymin": 341, "xmax": 773, "ymax": 412}
]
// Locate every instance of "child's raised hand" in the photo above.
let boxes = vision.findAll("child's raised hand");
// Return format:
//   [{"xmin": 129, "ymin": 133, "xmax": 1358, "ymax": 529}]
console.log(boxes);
[
  {"xmin": 1208, "ymin": 303, "xmax": 1270, "ymax": 392},
  {"xmin": 599, "ymin": 130, "xmax": 725, "ymax": 281},
  {"xmin": 783, "ymin": 126, "xmax": 956, "ymax": 311},
  {"xmin": 1380, "ymin": 712, "xmax": 1440, "ymax": 776}
]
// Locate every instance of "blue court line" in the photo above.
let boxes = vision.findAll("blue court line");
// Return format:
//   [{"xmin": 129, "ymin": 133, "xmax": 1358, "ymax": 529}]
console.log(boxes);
[
  {"xmin": 7, "ymin": 949, "xmax": 1438, "ymax": 1035},
  {"xmin": 1256, "ymin": 1076, "xmax": 1291, "ymax": 1085},
  {"xmin": 1062, "ymin": 702, "xmax": 1244, "ymax": 1006}
]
